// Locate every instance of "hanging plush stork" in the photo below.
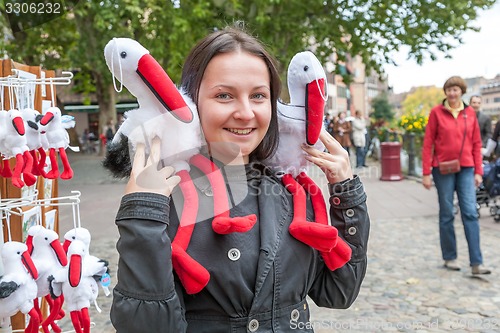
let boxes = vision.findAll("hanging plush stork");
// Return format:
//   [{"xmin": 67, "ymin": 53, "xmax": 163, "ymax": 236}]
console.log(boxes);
[
  {"xmin": 265, "ymin": 51, "xmax": 352, "ymax": 270},
  {"xmin": 38, "ymin": 107, "xmax": 75, "ymax": 180},
  {"xmin": 103, "ymin": 38, "xmax": 256, "ymax": 294},
  {"xmin": 0, "ymin": 109, "xmax": 36, "ymax": 188},
  {"xmin": 49, "ymin": 240, "xmax": 107, "ymax": 333},
  {"xmin": 30, "ymin": 226, "xmax": 68, "ymax": 333},
  {"xmin": 0, "ymin": 241, "xmax": 40, "ymax": 333},
  {"xmin": 20, "ymin": 108, "xmax": 47, "ymax": 176}
]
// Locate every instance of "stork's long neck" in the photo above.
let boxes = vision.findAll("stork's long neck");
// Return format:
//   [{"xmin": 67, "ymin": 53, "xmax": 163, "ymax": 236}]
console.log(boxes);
[{"xmin": 288, "ymin": 82, "xmax": 306, "ymax": 106}]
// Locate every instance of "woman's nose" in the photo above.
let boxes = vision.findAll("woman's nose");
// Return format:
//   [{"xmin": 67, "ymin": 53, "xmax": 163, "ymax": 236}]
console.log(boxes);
[{"xmin": 234, "ymin": 99, "xmax": 255, "ymax": 120}]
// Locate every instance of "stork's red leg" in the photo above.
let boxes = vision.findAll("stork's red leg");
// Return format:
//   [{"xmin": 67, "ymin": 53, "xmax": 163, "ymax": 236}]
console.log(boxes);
[
  {"xmin": 33, "ymin": 298, "xmax": 42, "ymax": 321},
  {"xmin": 41, "ymin": 296, "xmax": 62, "ymax": 333},
  {"xmin": 282, "ymin": 173, "xmax": 337, "ymax": 252},
  {"xmin": 37, "ymin": 147, "xmax": 48, "ymax": 177},
  {"xmin": 81, "ymin": 307, "xmax": 91, "ymax": 333},
  {"xmin": 0, "ymin": 158, "xmax": 12, "ymax": 177},
  {"xmin": 22, "ymin": 150, "xmax": 37, "ymax": 186},
  {"xmin": 26, "ymin": 307, "xmax": 41, "ymax": 333},
  {"xmin": 45, "ymin": 148, "xmax": 59, "ymax": 179},
  {"xmin": 190, "ymin": 154, "xmax": 256, "ymax": 234},
  {"xmin": 56, "ymin": 294, "xmax": 65, "ymax": 319},
  {"xmin": 30, "ymin": 150, "xmax": 40, "ymax": 175},
  {"xmin": 171, "ymin": 170, "xmax": 210, "ymax": 294},
  {"xmin": 70, "ymin": 311, "xmax": 83, "ymax": 332},
  {"xmin": 11, "ymin": 153, "xmax": 25, "ymax": 188},
  {"xmin": 59, "ymin": 147, "xmax": 73, "ymax": 180},
  {"xmin": 295, "ymin": 172, "xmax": 351, "ymax": 270}
]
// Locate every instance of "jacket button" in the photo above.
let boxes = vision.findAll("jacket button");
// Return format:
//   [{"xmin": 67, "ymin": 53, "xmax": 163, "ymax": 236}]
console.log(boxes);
[
  {"xmin": 346, "ymin": 209, "xmax": 355, "ymax": 217},
  {"xmin": 203, "ymin": 187, "xmax": 213, "ymax": 197},
  {"xmin": 348, "ymin": 226, "xmax": 357, "ymax": 235},
  {"xmin": 228, "ymin": 248, "xmax": 241, "ymax": 261},
  {"xmin": 291, "ymin": 309, "xmax": 300, "ymax": 321},
  {"xmin": 332, "ymin": 197, "xmax": 341, "ymax": 205},
  {"xmin": 248, "ymin": 319, "xmax": 259, "ymax": 332}
]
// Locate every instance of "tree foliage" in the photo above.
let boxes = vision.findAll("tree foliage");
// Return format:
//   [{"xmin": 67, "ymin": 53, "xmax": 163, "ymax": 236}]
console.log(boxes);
[
  {"xmin": 402, "ymin": 86, "xmax": 445, "ymax": 115},
  {"xmin": 371, "ymin": 93, "xmax": 394, "ymax": 121}
]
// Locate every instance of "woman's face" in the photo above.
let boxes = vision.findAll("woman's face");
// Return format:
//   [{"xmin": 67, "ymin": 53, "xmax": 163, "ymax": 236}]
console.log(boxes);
[
  {"xmin": 445, "ymin": 86, "xmax": 463, "ymax": 105},
  {"xmin": 198, "ymin": 51, "xmax": 272, "ymax": 164}
]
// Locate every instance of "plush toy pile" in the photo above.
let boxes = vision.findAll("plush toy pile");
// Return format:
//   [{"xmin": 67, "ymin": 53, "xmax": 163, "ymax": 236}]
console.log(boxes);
[{"xmin": 0, "ymin": 226, "xmax": 109, "ymax": 333}]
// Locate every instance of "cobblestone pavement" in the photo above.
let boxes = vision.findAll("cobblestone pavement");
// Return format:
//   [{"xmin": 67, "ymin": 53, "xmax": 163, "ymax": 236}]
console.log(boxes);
[{"xmin": 50, "ymin": 153, "xmax": 500, "ymax": 332}]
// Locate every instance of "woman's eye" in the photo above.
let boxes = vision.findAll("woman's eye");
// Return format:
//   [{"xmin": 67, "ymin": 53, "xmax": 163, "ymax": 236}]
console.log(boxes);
[
  {"xmin": 252, "ymin": 93, "xmax": 267, "ymax": 100},
  {"xmin": 216, "ymin": 93, "xmax": 231, "ymax": 100}
]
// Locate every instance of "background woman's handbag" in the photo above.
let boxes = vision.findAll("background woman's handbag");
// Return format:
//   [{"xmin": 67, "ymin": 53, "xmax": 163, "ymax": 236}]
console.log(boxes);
[
  {"xmin": 438, "ymin": 113, "xmax": 466, "ymax": 175},
  {"xmin": 439, "ymin": 159, "xmax": 461, "ymax": 174}
]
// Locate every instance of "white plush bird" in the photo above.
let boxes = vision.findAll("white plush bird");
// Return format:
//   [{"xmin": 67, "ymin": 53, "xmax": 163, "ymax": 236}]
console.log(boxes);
[
  {"xmin": 30, "ymin": 226, "xmax": 68, "ymax": 333},
  {"xmin": 38, "ymin": 106, "xmax": 75, "ymax": 180},
  {"xmin": 0, "ymin": 241, "xmax": 40, "ymax": 333},
  {"xmin": 0, "ymin": 109, "xmax": 36, "ymax": 188},
  {"xmin": 20, "ymin": 108, "xmax": 47, "ymax": 177},
  {"xmin": 49, "ymin": 239, "xmax": 106, "ymax": 333},
  {"xmin": 104, "ymin": 37, "xmax": 202, "ymax": 172},
  {"xmin": 265, "ymin": 51, "xmax": 352, "ymax": 271}
]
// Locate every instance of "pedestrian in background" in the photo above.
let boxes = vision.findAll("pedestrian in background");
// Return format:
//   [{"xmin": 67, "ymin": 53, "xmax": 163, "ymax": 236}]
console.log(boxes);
[
  {"xmin": 352, "ymin": 110, "xmax": 367, "ymax": 168},
  {"xmin": 470, "ymin": 95, "xmax": 491, "ymax": 147},
  {"xmin": 422, "ymin": 76, "xmax": 491, "ymax": 275},
  {"xmin": 333, "ymin": 111, "xmax": 352, "ymax": 155},
  {"xmin": 109, "ymin": 24, "xmax": 370, "ymax": 332}
]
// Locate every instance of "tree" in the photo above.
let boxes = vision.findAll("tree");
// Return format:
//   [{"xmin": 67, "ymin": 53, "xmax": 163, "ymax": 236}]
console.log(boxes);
[
  {"xmin": 402, "ymin": 86, "xmax": 444, "ymax": 115},
  {"xmin": 371, "ymin": 93, "xmax": 394, "ymax": 121}
]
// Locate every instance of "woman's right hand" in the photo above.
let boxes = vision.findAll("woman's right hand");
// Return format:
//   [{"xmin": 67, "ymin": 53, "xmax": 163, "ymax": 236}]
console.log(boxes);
[
  {"xmin": 125, "ymin": 137, "xmax": 181, "ymax": 196},
  {"xmin": 422, "ymin": 175, "xmax": 432, "ymax": 190}
]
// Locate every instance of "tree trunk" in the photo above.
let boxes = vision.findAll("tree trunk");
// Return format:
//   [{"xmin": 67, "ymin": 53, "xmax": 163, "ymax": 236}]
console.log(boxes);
[{"xmin": 93, "ymin": 71, "xmax": 116, "ymax": 156}]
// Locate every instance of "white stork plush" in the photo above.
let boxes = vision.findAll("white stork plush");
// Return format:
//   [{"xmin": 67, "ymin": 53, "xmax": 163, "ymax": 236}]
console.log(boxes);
[
  {"xmin": 38, "ymin": 107, "xmax": 75, "ymax": 180},
  {"xmin": 0, "ymin": 109, "xmax": 36, "ymax": 188},
  {"xmin": 0, "ymin": 241, "xmax": 40, "ymax": 333},
  {"xmin": 20, "ymin": 108, "xmax": 47, "ymax": 177},
  {"xmin": 103, "ymin": 38, "xmax": 257, "ymax": 294},
  {"xmin": 265, "ymin": 51, "xmax": 352, "ymax": 271},
  {"xmin": 30, "ymin": 226, "xmax": 68, "ymax": 333},
  {"xmin": 49, "ymin": 239, "xmax": 107, "ymax": 333}
]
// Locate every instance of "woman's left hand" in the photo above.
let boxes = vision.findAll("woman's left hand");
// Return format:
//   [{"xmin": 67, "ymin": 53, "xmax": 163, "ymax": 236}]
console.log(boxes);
[
  {"xmin": 474, "ymin": 174, "xmax": 483, "ymax": 188},
  {"xmin": 302, "ymin": 129, "xmax": 353, "ymax": 184}
]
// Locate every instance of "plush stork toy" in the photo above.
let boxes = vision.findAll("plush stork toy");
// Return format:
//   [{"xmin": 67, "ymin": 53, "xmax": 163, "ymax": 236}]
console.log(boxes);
[
  {"xmin": 103, "ymin": 38, "xmax": 256, "ymax": 294},
  {"xmin": 0, "ymin": 241, "xmax": 40, "ymax": 333},
  {"xmin": 265, "ymin": 51, "xmax": 352, "ymax": 270},
  {"xmin": 0, "ymin": 109, "xmax": 36, "ymax": 188},
  {"xmin": 49, "ymin": 239, "xmax": 107, "ymax": 333},
  {"xmin": 20, "ymin": 108, "xmax": 47, "ymax": 176},
  {"xmin": 38, "ymin": 107, "xmax": 75, "ymax": 180},
  {"xmin": 29, "ymin": 226, "xmax": 68, "ymax": 333}
]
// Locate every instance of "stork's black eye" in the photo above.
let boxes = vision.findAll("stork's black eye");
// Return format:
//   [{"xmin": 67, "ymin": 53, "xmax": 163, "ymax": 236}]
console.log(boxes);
[
  {"xmin": 45, "ymin": 237, "xmax": 48, "ymax": 240},
  {"xmin": 72, "ymin": 236, "xmax": 76, "ymax": 240},
  {"xmin": 17, "ymin": 251, "xmax": 21, "ymax": 255},
  {"xmin": 304, "ymin": 65, "xmax": 309, "ymax": 71},
  {"xmin": 120, "ymin": 51, "xmax": 127, "ymax": 59}
]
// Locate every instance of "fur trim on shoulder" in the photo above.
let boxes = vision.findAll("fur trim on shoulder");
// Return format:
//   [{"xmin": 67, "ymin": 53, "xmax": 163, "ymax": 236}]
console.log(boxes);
[{"xmin": 102, "ymin": 134, "xmax": 132, "ymax": 178}]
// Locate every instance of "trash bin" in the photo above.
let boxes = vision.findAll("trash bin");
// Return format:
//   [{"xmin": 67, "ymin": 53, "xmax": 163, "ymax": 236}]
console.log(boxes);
[{"xmin": 380, "ymin": 142, "xmax": 403, "ymax": 181}]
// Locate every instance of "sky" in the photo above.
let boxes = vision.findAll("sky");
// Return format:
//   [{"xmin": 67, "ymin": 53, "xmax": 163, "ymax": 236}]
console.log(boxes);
[{"xmin": 383, "ymin": 1, "xmax": 500, "ymax": 94}]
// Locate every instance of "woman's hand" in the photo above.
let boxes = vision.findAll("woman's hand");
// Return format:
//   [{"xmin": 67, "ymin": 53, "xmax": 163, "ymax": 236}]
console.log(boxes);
[
  {"xmin": 302, "ymin": 129, "xmax": 353, "ymax": 184},
  {"xmin": 125, "ymin": 137, "xmax": 181, "ymax": 196},
  {"xmin": 474, "ymin": 174, "xmax": 483, "ymax": 188},
  {"xmin": 422, "ymin": 175, "xmax": 432, "ymax": 190}
]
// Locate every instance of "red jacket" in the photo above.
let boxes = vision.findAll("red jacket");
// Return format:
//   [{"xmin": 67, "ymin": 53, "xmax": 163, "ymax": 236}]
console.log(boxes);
[{"xmin": 422, "ymin": 103, "xmax": 483, "ymax": 176}]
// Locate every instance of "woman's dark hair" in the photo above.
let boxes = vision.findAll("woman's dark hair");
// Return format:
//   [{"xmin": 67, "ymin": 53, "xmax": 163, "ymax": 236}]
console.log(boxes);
[
  {"xmin": 443, "ymin": 76, "xmax": 467, "ymax": 95},
  {"xmin": 181, "ymin": 23, "xmax": 281, "ymax": 162}
]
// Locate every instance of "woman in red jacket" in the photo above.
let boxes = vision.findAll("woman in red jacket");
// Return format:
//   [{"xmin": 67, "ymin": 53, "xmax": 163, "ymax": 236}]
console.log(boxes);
[{"xmin": 422, "ymin": 76, "xmax": 490, "ymax": 275}]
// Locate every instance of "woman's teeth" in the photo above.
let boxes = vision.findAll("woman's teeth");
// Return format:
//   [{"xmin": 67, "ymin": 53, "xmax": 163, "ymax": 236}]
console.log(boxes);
[{"xmin": 227, "ymin": 128, "xmax": 252, "ymax": 135}]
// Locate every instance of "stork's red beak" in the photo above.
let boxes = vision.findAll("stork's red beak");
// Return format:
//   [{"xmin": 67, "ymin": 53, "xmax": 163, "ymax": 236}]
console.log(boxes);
[
  {"xmin": 13, "ymin": 116, "xmax": 25, "ymax": 136},
  {"xmin": 137, "ymin": 53, "xmax": 193, "ymax": 123},
  {"xmin": 68, "ymin": 254, "xmax": 82, "ymax": 287},
  {"xmin": 51, "ymin": 239, "xmax": 68, "ymax": 266},
  {"xmin": 40, "ymin": 112, "xmax": 54, "ymax": 126},
  {"xmin": 62, "ymin": 239, "xmax": 71, "ymax": 253},
  {"xmin": 305, "ymin": 78, "xmax": 326, "ymax": 145},
  {"xmin": 22, "ymin": 251, "xmax": 38, "ymax": 280},
  {"xmin": 26, "ymin": 235, "xmax": 34, "ymax": 255}
]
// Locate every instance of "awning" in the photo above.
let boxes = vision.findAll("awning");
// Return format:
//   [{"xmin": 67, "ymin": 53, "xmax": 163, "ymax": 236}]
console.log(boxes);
[{"xmin": 64, "ymin": 103, "xmax": 139, "ymax": 113}]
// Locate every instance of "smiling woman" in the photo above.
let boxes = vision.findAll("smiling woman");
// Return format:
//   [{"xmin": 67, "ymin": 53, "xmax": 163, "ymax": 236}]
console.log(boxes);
[{"xmin": 110, "ymin": 23, "xmax": 370, "ymax": 333}]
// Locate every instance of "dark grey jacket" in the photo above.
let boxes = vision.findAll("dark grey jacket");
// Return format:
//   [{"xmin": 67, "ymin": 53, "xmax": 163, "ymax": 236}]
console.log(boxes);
[
  {"xmin": 111, "ymin": 165, "xmax": 370, "ymax": 332},
  {"xmin": 477, "ymin": 111, "xmax": 492, "ymax": 147}
]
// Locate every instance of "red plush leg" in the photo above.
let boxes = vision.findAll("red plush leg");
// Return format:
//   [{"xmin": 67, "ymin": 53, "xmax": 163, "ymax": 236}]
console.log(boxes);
[
  {"xmin": 22, "ymin": 150, "xmax": 37, "ymax": 186},
  {"xmin": 25, "ymin": 308, "xmax": 41, "ymax": 333},
  {"xmin": 70, "ymin": 311, "xmax": 83, "ymax": 333},
  {"xmin": 190, "ymin": 154, "xmax": 256, "ymax": 234},
  {"xmin": 81, "ymin": 307, "xmax": 91, "ymax": 333},
  {"xmin": 59, "ymin": 147, "xmax": 74, "ymax": 180},
  {"xmin": 282, "ymin": 174, "xmax": 337, "ymax": 252},
  {"xmin": 41, "ymin": 296, "xmax": 62, "ymax": 333},
  {"xmin": 56, "ymin": 294, "xmax": 65, "ymax": 320},
  {"xmin": 30, "ymin": 150, "xmax": 40, "ymax": 175},
  {"xmin": 11, "ymin": 154, "xmax": 25, "ymax": 188},
  {"xmin": 170, "ymin": 170, "xmax": 210, "ymax": 294},
  {"xmin": 37, "ymin": 147, "xmax": 48, "ymax": 177},
  {"xmin": 45, "ymin": 148, "xmax": 59, "ymax": 179},
  {"xmin": 0, "ymin": 159, "xmax": 12, "ymax": 177},
  {"xmin": 33, "ymin": 298, "xmax": 42, "ymax": 321},
  {"xmin": 295, "ymin": 173, "xmax": 352, "ymax": 270}
]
